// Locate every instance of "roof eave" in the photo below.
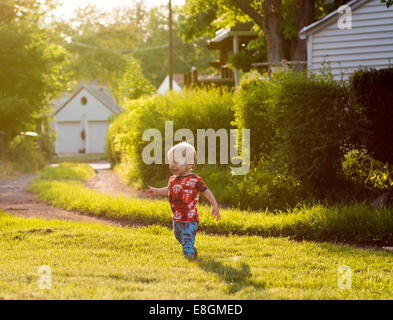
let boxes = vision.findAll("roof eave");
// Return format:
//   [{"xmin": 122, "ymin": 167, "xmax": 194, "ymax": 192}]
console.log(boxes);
[
  {"xmin": 52, "ymin": 86, "xmax": 84, "ymax": 117},
  {"xmin": 298, "ymin": 0, "xmax": 369, "ymax": 38},
  {"xmin": 298, "ymin": 31, "xmax": 308, "ymax": 40},
  {"xmin": 52, "ymin": 84, "xmax": 121, "ymax": 117}
]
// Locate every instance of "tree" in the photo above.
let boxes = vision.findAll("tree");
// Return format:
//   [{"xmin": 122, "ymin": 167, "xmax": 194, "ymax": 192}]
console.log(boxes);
[
  {"xmin": 181, "ymin": 0, "xmax": 353, "ymax": 64},
  {"xmin": 51, "ymin": 3, "xmax": 145, "ymax": 93},
  {"xmin": 133, "ymin": 5, "xmax": 217, "ymax": 88},
  {"xmin": 114, "ymin": 57, "xmax": 155, "ymax": 102},
  {"xmin": 51, "ymin": 2, "xmax": 215, "ymax": 95},
  {"xmin": 0, "ymin": 0, "xmax": 70, "ymax": 146}
]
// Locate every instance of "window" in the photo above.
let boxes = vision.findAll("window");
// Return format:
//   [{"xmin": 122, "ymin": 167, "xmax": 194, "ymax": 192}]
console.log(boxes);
[{"xmin": 81, "ymin": 97, "xmax": 87, "ymax": 105}]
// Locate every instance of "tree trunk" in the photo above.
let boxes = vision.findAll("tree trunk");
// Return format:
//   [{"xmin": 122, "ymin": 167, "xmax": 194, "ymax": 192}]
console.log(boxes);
[
  {"xmin": 232, "ymin": 0, "xmax": 285, "ymax": 63},
  {"xmin": 262, "ymin": 0, "xmax": 285, "ymax": 63},
  {"xmin": 290, "ymin": 0, "xmax": 315, "ymax": 71}
]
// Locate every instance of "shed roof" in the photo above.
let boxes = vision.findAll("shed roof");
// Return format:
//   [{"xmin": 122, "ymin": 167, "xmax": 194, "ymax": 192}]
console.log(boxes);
[
  {"xmin": 298, "ymin": 0, "xmax": 368, "ymax": 39},
  {"xmin": 207, "ymin": 22, "xmax": 258, "ymax": 50},
  {"xmin": 52, "ymin": 82, "xmax": 121, "ymax": 116}
]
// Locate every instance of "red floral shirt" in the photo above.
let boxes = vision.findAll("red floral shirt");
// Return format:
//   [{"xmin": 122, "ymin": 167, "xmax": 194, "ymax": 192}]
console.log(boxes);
[{"xmin": 168, "ymin": 174, "xmax": 207, "ymax": 222}]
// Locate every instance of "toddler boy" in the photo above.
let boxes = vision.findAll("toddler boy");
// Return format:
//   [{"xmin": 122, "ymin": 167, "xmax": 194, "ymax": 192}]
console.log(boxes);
[{"xmin": 146, "ymin": 142, "xmax": 220, "ymax": 259}]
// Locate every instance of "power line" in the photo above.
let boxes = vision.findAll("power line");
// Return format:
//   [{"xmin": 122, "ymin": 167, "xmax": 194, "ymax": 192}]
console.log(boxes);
[
  {"xmin": 68, "ymin": 40, "xmax": 168, "ymax": 53},
  {"xmin": 64, "ymin": 39, "xmax": 195, "ymax": 68},
  {"xmin": 63, "ymin": 38, "xmax": 202, "ymax": 72}
]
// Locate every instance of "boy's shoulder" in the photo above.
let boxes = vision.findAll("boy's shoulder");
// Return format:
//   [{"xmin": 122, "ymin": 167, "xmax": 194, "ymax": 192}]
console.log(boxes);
[
  {"xmin": 188, "ymin": 173, "xmax": 204, "ymax": 181},
  {"xmin": 169, "ymin": 173, "xmax": 203, "ymax": 180},
  {"xmin": 168, "ymin": 174, "xmax": 204, "ymax": 184},
  {"xmin": 179, "ymin": 173, "xmax": 204, "ymax": 183},
  {"xmin": 168, "ymin": 174, "xmax": 207, "ymax": 192},
  {"xmin": 187, "ymin": 174, "xmax": 207, "ymax": 191},
  {"xmin": 168, "ymin": 175, "xmax": 177, "ymax": 183}
]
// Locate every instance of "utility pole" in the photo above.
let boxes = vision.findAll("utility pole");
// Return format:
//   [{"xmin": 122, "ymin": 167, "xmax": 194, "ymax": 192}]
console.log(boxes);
[{"xmin": 168, "ymin": 0, "xmax": 173, "ymax": 91}]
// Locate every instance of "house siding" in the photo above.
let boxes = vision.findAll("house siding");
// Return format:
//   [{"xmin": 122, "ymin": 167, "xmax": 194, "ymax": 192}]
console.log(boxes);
[{"xmin": 309, "ymin": 0, "xmax": 393, "ymax": 79}]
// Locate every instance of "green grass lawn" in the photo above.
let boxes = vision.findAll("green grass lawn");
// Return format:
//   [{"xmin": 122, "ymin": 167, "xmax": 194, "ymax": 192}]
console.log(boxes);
[
  {"xmin": 5, "ymin": 162, "xmax": 391, "ymax": 299},
  {"xmin": 29, "ymin": 164, "xmax": 393, "ymax": 246},
  {"xmin": 1, "ymin": 211, "xmax": 393, "ymax": 299},
  {"xmin": 50, "ymin": 153, "xmax": 108, "ymax": 164}
]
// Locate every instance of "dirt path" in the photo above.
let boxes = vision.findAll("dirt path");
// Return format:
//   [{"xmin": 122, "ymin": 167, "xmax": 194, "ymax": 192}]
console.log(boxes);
[
  {"xmin": 0, "ymin": 165, "xmax": 144, "ymax": 227},
  {"xmin": 84, "ymin": 169, "xmax": 145, "ymax": 198}
]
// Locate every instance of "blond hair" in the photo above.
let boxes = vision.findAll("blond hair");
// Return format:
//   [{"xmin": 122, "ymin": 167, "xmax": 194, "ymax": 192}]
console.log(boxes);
[{"xmin": 167, "ymin": 142, "xmax": 197, "ymax": 167}]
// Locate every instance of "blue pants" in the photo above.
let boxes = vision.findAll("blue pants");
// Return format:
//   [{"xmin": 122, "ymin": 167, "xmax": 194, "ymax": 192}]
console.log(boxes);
[{"xmin": 173, "ymin": 221, "xmax": 198, "ymax": 259}]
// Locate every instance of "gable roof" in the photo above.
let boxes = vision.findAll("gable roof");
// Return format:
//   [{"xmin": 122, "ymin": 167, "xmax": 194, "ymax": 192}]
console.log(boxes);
[
  {"xmin": 298, "ymin": 0, "xmax": 369, "ymax": 39},
  {"xmin": 52, "ymin": 82, "xmax": 121, "ymax": 116},
  {"xmin": 209, "ymin": 22, "xmax": 256, "ymax": 43},
  {"xmin": 157, "ymin": 74, "xmax": 184, "ymax": 95},
  {"xmin": 207, "ymin": 22, "xmax": 258, "ymax": 50}
]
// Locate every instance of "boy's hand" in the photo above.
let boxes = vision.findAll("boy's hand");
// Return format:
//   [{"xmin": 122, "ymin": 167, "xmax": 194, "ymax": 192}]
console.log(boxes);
[
  {"xmin": 145, "ymin": 186, "xmax": 156, "ymax": 197},
  {"xmin": 212, "ymin": 205, "xmax": 221, "ymax": 221},
  {"xmin": 145, "ymin": 186, "xmax": 168, "ymax": 197}
]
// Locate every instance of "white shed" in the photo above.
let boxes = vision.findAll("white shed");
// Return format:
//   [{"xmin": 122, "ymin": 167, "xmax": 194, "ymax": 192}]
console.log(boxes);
[
  {"xmin": 299, "ymin": 0, "xmax": 393, "ymax": 80},
  {"xmin": 51, "ymin": 82, "xmax": 121, "ymax": 155}
]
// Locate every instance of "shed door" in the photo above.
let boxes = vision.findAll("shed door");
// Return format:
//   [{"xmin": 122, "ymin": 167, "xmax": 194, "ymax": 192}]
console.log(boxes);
[
  {"xmin": 56, "ymin": 122, "xmax": 83, "ymax": 154},
  {"xmin": 87, "ymin": 121, "xmax": 109, "ymax": 154}
]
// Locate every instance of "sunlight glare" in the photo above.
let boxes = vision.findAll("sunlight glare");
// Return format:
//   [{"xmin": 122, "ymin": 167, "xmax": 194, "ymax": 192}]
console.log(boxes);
[{"xmin": 54, "ymin": 0, "xmax": 185, "ymax": 20}]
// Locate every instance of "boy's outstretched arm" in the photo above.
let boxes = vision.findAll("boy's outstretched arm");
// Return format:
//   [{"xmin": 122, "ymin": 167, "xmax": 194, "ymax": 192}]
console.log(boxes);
[
  {"xmin": 201, "ymin": 189, "xmax": 221, "ymax": 221},
  {"xmin": 145, "ymin": 186, "xmax": 168, "ymax": 197}
]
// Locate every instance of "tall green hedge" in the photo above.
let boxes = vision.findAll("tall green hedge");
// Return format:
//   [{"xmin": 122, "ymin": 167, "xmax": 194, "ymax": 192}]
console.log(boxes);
[
  {"xmin": 107, "ymin": 88, "xmax": 235, "ymax": 187},
  {"xmin": 274, "ymin": 72, "xmax": 351, "ymax": 196},
  {"xmin": 234, "ymin": 74, "xmax": 280, "ymax": 163},
  {"xmin": 235, "ymin": 71, "xmax": 352, "ymax": 198},
  {"xmin": 6, "ymin": 134, "xmax": 46, "ymax": 172},
  {"xmin": 349, "ymin": 67, "xmax": 393, "ymax": 164},
  {"xmin": 107, "ymin": 70, "xmax": 393, "ymax": 209},
  {"xmin": 106, "ymin": 112, "xmax": 127, "ymax": 167}
]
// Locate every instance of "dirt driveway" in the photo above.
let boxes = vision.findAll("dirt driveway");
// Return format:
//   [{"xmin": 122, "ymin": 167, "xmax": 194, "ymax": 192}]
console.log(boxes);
[
  {"xmin": 84, "ymin": 169, "xmax": 144, "ymax": 198},
  {"xmin": 0, "ymin": 164, "xmax": 144, "ymax": 227}
]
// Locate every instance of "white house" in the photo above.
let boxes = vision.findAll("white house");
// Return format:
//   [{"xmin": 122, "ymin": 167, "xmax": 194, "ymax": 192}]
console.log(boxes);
[
  {"xmin": 157, "ymin": 74, "xmax": 184, "ymax": 95},
  {"xmin": 51, "ymin": 82, "xmax": 121, "ymax": 154},
  {"xmin": 299, "ymin": 0, "xmax": 393, "ymax": 80}
]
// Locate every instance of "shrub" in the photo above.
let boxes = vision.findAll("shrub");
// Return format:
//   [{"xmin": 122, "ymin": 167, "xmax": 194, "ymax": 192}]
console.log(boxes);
[
  {"xmin": 349, "ymin": 67, "xmax": 393, "ymax": 164},
  {"xmin": 108, "ymin": 88, "xmax": 235, "ymax": 187},
  {"xmin": 6, "ymin": 134, "xmax": 46, "ymax": 172},
  {"xmin": 231, "ymin": 162, "xmax": 305, "ymax": 211},
  {"xmin": 273, "ymin": 71, "xmax": 351, "ymax": 197},
  {"xmin": 106, "ymin": 112, "xmax": 127, "ymax": 167},
  {"xmin": 192, "ymin": 165, "xmax": 236, "ymax": 207},
  {"xmin": 0, "ymin": 159, "xmax": 14, "ymax": 177},
  {"xmin": 235, "ymin": 71, "xmax": 352, "ymax": 198},
  {"xmin": 234, "ymin": 73, "xmax": 280, "ymax": 163},
  {"xmin": 342, "ymin": 148, "xmax": 393, "ymax": 193},
  {"xmin": 193, "ymin": 162, "xmax": 304, "ymax": 212},
  {"xmin": 38, "ymin": 130, "xmax": 56, "ymax": 161}
]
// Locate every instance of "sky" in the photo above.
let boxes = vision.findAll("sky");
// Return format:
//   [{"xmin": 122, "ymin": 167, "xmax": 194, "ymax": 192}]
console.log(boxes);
[{"xmin": 53, "ymin": 0, "xmax": 186, "ymax": 20}]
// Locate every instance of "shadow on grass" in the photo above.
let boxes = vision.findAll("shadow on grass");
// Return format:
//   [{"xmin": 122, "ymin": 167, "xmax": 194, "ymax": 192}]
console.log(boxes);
[{"xmin": 197, "ymin": 258, "xmax": 265, "ymax": 294}]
